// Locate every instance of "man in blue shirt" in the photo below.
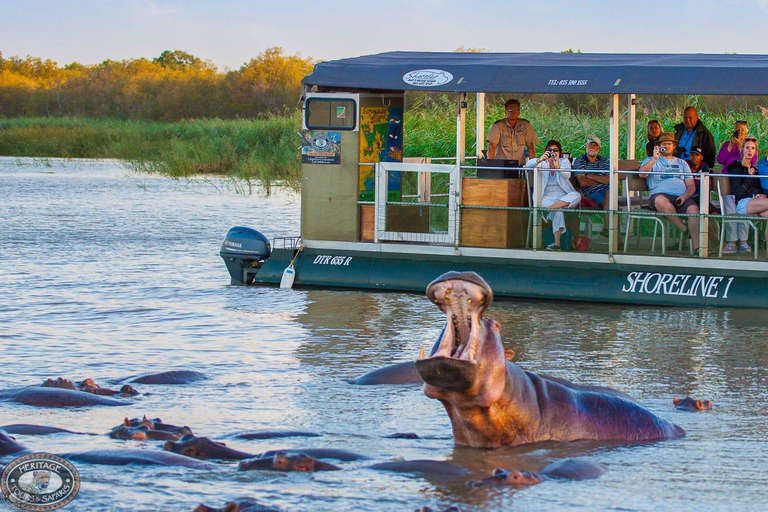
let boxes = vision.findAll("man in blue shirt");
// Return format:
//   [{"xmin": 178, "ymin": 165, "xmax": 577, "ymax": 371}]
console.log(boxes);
[
  {"xmin": 640, "ymin": 132, "xmax": 700, "ymax": 254},
  {"xmin": 673, "ymin": 106, "xmax": 716, "ymax": 167},
  {"xmin": 572, "ymin": 135, "xmax": 610, "ymax": 237}
]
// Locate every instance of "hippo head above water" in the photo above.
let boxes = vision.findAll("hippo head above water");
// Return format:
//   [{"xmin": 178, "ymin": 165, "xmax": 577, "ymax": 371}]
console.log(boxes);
[
  {"xmin": 467, "ymin": 467, "xmax": 544, "ymax": 487},
  {"xmin": 416, "ymin": 271, "xmax": 505, "ymax": 405},
  {"xmin": 415, "ymin": 271, "xmax": 685, "ymax": 449}
]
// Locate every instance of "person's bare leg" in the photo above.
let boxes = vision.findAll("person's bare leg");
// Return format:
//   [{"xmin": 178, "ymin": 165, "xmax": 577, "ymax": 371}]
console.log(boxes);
[
  {"xmin": 685, "ymin": 205, "xmax": 700, "ymax": 250},
  {"xmin": 654, "ymin": 196, "xmax": 687, "ymax": 232},
  {"xmin": 554, "ymin": 227, "xmax": 563, "ymax": 246}
]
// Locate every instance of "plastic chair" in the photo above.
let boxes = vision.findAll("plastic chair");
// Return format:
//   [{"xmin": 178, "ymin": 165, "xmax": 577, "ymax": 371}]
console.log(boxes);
[
  {"xmin": 622, "ymin": 175, "xmax": 690, "ymax": 255},
  {"xmin": 715, "ymin": 176, "xmax": 759, "ymax": 259}
]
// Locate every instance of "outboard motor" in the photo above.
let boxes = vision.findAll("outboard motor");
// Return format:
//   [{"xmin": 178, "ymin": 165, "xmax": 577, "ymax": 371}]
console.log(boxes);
[{"xmin": 220, "ymin": 227, "xmax": 271, "ymax": 285}]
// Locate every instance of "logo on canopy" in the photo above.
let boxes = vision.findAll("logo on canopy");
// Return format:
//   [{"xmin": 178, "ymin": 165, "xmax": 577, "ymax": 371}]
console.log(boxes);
[{"xmin": 402, "ymin": 69, "xmax": 453, "ymax": 87}]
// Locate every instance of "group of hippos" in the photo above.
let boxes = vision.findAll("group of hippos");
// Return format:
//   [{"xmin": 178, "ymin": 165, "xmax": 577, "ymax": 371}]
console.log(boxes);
[{"xmin": 0, "ymin": 271, "xmax": 714, "ymax": 512}]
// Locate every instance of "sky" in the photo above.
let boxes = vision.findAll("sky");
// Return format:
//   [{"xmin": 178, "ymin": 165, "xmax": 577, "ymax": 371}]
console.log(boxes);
[{"xmin": 3, "ymin": 0, "xmax": 768, "ymax": 70}]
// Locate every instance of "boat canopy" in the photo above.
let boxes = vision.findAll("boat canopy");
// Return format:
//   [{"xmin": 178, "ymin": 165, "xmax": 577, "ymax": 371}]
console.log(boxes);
[{"xmin": 303, "ymin": 51, "xmax": 768, "ymax": 95}]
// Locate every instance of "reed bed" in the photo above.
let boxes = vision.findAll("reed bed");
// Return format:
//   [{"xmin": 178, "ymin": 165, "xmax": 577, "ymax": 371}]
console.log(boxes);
[{"xmin": 1, "ymin": 95, "xmax": 766, "ymax": 193}]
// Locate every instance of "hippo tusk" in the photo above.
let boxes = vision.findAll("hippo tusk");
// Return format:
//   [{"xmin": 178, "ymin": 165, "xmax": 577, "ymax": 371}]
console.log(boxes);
[{"xmin": 419, "ymin": 345, "xmax": 426, "ymax": 360}]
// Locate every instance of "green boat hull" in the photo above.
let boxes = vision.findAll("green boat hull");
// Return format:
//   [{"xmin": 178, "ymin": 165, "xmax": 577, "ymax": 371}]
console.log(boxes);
[{"xmin": 250, "ymin": 247, "xmax": 764, "ymax": 308}]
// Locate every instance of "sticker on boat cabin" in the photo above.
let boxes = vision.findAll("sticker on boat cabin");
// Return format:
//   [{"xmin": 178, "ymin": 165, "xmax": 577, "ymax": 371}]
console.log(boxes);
[
  {"xmin": 622, "ymin": 272, "xmax": 735, "ymax": 299},
  {"xmin": 312, "ymin": 255, "xmax": 352, "ymax": 266},
  {"xmin": 301, "ymin": 131, "xmax": 341, "ymax": 165},
  {"xmin": 402, "ymin": 69, "xmax": 453, "ymax": 87}
]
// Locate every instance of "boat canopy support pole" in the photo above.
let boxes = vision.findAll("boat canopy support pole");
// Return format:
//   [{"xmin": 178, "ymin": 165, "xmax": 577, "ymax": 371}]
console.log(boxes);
[
  {"xmin": 699, "ymin": 174, "xmax": 710, "ymax": 257},
  {"xmin": 456, "ymin": 93, "xmax": 466, "ymax": 165},
  {"xmin": 455, "ymin": 92, "xmax": 467, "ymax": 249},
  {"xmin": 608, "ymin": 94, "xmax": 620, "ymax": 254},
  {"xmin": 532, "ymin": 167, "xmax": 542, "ymax": 250},
  {"xmin": 627, "ymin": 94, "xmax": 637, "ymax": 160},
  {"xmin": 476, "ymin": 93, "xmax": 485, "ymax": 158}
]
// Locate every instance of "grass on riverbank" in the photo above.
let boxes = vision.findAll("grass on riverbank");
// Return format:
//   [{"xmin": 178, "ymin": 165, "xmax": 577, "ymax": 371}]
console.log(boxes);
[
  {"xmin": 2, "ymin": 98, "xmax": 766, "ymax": 193},
  {"xmin": 0, "ymin": 116, "xmax": 302, "ymax": 191}
]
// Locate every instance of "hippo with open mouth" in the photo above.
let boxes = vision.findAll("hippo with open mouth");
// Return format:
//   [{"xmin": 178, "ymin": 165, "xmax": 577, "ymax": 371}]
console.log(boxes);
[{"xmin": 414, "ymin": 271, "xmax": 685, "ymax": 448}]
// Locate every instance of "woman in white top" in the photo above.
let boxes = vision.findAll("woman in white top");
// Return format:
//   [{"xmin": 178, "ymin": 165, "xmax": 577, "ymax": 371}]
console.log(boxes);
[{"xmin": 525, "ymin": 139, "xmax": 581, "ymax": 250}]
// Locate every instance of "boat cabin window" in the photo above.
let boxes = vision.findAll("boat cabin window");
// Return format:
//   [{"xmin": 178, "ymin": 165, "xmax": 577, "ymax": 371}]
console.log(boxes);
[{"xmin": 305, "ymin": 98, "xmax": 357, "ymax": 130}]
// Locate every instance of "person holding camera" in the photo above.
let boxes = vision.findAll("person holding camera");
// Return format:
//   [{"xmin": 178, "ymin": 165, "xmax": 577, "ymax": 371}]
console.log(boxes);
[
  {"xmin": 717, "ymin": 121, "xmax": 757, "ymax": 253},
  {"xmin": 639, "ymin": 132, "xmax": 700, "ymax": 254},
  {"xmin": 674, "ymin": 106, "xmax": 716, "ymax": 166},
  {"xmin": 525, "ymin": 140, "xmax": 580, "ymax": 250},
  {"xmin": 486, "ymin": 98, "xmax": 539, "ymax": 162}
]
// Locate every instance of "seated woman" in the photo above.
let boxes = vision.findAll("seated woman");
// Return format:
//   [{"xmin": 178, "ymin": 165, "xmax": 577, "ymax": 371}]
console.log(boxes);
[
  {"xmin": 646, "ymin": 119, "xmax": 662, "ymax": 157},
  {"xmin": 718, "ymin": 120, "xmax": 756, "ymax": 253},
  {"xmin": 525, "ymin": 140, "xmax": 581, "ymax": 251},
  {"xmin": 727, "ymin": 137, "xmax": 768, "ymax": 220}
]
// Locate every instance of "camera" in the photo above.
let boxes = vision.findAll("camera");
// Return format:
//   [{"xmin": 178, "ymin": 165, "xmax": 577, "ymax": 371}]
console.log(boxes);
[
  {"xmin": 546, "ymin": 151, "xmax": 556, "ymax": 159},
  {"xmin": 659, "ymin": 147, "xmax": 667, "ymax": 154}
]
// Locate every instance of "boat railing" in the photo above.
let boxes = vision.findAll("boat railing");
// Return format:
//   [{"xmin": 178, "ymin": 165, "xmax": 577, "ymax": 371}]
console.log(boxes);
[
  {"xmin": 369, "ymin": 160, "xmax": 766, "ymax": 259},
  {"xmin": 272, "ymin": 236, "xmax": 302, "ymax": 250}
]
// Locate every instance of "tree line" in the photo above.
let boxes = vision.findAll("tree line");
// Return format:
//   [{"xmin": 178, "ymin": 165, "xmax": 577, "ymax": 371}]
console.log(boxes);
[{"xmin": 0, "ymin": 48, "xmax": 315, "ymax": 121}]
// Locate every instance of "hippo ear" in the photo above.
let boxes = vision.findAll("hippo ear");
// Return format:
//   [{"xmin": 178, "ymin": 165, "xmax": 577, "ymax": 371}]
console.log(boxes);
[
  {"xmin": 504, "ymin": 349, "xmax": 515, "ymax": 361},
  {"xmin": 222, "ymin": 503, "xmax": 239, "ymax": 512},
  {"xmin": 181, "ymin": 446, "xmax": 199, "ymax": 457},
  {"xmin": 673, "ymin": 397, "xmax": 680, "ymax": 405},
  {"xmin": 695, "ymin": 400, "xmax": 706, "ymax": 410},
  {"xmin": 123, "ymin": 418, "xmax": 131, "ymax": 427}
]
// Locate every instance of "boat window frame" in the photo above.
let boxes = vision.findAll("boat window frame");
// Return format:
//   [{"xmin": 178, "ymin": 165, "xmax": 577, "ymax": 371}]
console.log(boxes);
[{"xmin": 305, "ymin": 97, "xmax": 357, "ymax": 131}]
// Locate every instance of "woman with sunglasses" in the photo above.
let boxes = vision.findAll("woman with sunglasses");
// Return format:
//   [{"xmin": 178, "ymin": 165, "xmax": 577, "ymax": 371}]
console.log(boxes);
[
  {"xmin": 525, "ymin": 140, "xmax": 581, "ymax": 250},
  {"xmin": 717, "ymin": 122, "xmax": 757, "ymax": 253},
  {"xmin": 727, "ymin": 138, "xmax": 768, "ymax": 221}
]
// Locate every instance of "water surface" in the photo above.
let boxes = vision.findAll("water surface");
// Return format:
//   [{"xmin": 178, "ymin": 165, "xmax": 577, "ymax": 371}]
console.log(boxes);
[{"xmin": 1, "ymin": 158, "xmax": 767, "ymax": 511}]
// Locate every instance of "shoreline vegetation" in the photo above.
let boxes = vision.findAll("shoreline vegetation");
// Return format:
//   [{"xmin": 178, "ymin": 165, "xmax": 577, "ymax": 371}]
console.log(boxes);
[{"xmin": 2, "ymin": 49, "xmax": 768, "ymax": 193}]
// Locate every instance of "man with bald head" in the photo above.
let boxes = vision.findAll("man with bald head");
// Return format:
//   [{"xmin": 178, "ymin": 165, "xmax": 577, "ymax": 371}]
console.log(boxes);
[{"xmin": 674, "ymin": 106, "xmax": 716, "ymax": 167}]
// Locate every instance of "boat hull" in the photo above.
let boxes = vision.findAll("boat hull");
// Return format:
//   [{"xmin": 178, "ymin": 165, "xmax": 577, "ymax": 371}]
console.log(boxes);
[{"xmin": 251, "ymin": 246, "xmax": 764, "ymax": 308}]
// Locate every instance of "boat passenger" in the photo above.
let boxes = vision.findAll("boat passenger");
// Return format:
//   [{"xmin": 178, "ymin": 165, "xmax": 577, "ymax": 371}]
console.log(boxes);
[
  {"xmin": 572, "ymin": 134, "xmax": 610, "ymax": 236},
  {"xmin": 717, "ymin": 120, "xmax": 755, "ymax": 254},
  {"xmin": 674, "ymin": 106, "xmax": 716, "ymax": 167},
  {"xmin": 687, "ymin": 146, "xmax": 712, "ymax": 205},
  {"xmin": 639, "ymin": 132, "xmax": 700, "ymax": 254},
  {"xmin": 486, "ymin": 98, "xmax": 539, "ymax": 162},
  {"xmin": 525, "ymin": 140, "xmax": 580, "ymax": 251},
  {"xmin": 646, "ymin": 119, "xmax": 662, "ymax": 157},
  {"xmin": 727, "ymin": 137, "xmax": 768, "ymax": 220}
]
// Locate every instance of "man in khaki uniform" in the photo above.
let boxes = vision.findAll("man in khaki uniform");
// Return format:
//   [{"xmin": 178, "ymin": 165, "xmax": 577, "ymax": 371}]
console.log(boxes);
[{"xmin": 485, "ymin": 98, "xmax": 539, "ymax": 162}]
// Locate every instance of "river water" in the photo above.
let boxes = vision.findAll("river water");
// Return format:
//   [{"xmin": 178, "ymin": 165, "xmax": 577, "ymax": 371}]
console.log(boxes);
[{"xmin": 0, "ymin": 157, "xmax": 767, "ymax": 512}]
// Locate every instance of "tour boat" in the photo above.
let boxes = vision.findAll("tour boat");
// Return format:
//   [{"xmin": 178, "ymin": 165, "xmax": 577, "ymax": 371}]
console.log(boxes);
[{"xmin": 221, "ymin": 52, "xmax": 768, "ymax": 308}]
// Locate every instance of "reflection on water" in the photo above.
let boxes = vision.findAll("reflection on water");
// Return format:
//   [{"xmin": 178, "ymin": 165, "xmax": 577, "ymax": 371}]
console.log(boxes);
[{"xmin": 1, "ymin": 158, "xmax": 767, "ymax": 511}]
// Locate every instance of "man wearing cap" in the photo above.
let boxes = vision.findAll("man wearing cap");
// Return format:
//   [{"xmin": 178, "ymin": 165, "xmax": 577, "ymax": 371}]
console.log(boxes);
[
  {"xmin": 687, "ymin": 145, "xmax": 711, "ymax": 203},
  {"xmin": 674, "ymin": 106, "xmax": 716, "ymax": 167},
  {"xmin": 639, "ymin": 132, "xmax": 700, "ymax": 253},
  {"xmin": 572, "ymin": 135, "xmax": 610, "ymax": 235},
  {"xmin": 486, "ymin": 98, "xmax": 539, "ymax": 163}
]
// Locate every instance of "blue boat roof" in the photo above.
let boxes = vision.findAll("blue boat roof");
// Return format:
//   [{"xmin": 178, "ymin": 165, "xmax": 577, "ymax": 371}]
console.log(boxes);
[{"xmin": 303, "ymin": 51, "xmax": 768, "ymax": 95}]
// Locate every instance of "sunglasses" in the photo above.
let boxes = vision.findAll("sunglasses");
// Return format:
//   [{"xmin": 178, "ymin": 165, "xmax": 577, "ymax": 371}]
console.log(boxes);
[
  {"xmin": 545, "ymin": 147, "xmax": 560, "ymax": 153},
  {"xmin": 745, "ymin": 136, "xmax": 758, "ymax": 143}
]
